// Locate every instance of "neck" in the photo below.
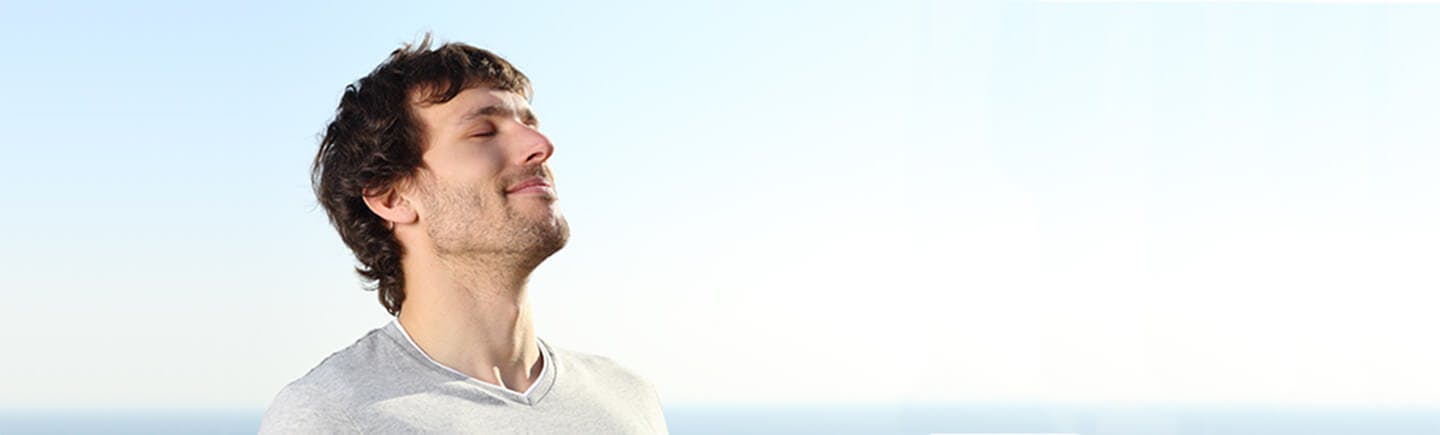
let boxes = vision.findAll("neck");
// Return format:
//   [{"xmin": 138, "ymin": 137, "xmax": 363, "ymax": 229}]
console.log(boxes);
[{"xmin": 395, "ymin": 251, "xmax": 545, "ymax": 394}]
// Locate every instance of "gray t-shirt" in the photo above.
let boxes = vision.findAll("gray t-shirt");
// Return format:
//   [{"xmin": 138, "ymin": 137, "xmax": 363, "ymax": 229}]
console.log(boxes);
[{"xmin": 259, "ymin": 320, "xmax": 669, "ymax": 434}]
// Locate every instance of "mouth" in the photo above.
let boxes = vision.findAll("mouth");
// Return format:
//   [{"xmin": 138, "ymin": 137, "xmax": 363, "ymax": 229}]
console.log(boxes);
[{"xmin": 506, "ymin": 177, "xmax": 555, "ymax": 195}]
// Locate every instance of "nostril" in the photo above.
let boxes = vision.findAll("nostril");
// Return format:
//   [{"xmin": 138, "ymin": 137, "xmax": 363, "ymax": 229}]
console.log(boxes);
[{"xmin": 524, "ymin": 141, "xmax": 554, "ymax": 164}]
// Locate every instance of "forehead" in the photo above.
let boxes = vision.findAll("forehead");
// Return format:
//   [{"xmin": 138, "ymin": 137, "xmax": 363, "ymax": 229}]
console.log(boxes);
[{"xmin": 411, "ymin": 86, "xmax": 533, "ymax": 129}]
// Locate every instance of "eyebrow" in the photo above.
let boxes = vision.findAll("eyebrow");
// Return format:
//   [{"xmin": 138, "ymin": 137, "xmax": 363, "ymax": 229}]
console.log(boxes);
[{"xmin": 458, "ymin": 104, "xmax": 539, "ymax": 128}]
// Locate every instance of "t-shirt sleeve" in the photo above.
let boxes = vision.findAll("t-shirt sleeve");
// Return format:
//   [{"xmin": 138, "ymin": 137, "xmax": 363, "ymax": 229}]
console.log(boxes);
[{"xmin": 258, "ymin": 383, "xmax": 359, "ymax": 434}]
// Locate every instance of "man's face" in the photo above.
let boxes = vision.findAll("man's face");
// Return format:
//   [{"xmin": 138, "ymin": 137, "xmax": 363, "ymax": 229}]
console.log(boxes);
[{"xmin": 405, "ymin": 86, "xmax": 568, "ymax": 263}]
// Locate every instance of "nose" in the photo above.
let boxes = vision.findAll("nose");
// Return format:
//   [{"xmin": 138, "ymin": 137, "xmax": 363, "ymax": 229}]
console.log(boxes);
[{"xmin": 515, "ymin": 124, "xmax": 554, "ymax": 166}]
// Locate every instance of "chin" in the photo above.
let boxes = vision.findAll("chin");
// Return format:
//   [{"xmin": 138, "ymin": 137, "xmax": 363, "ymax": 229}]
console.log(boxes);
[{"xmin": 524, "ymin": 214, "xmax": 569, "ymax": 256}]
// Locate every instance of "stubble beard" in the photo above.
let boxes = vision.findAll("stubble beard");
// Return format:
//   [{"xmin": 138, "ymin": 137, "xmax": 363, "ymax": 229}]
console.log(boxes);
[{"xmin": 422, "ymin": 179, "xmax": 570, "ymax": 270}]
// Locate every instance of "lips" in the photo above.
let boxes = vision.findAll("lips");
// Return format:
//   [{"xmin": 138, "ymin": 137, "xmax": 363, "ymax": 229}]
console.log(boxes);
[{"xmin": 506, "ymin": 177, "xmax": 553, "ymax": 194}]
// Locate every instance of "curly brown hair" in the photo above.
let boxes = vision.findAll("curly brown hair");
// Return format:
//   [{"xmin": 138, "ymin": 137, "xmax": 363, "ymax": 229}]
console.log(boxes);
[{"xmin": 312, "ymin": 34, "xmax": 533, "ymax": 316}]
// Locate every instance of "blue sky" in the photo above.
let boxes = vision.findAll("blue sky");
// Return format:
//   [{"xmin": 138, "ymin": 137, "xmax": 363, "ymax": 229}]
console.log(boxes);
[{"xmin": 2, "ymin": 0, "xmax": 1437, "ymax": 409}]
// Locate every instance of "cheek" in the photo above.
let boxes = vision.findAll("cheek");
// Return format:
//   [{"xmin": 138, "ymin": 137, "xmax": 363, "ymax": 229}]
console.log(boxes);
[
  {"xmin": 462, "ymin": 148, "xmax": 507, "ymax": 178},
  {"xmin": 435, "ymin": 151, "xmax": 504, "ymax": 188}
]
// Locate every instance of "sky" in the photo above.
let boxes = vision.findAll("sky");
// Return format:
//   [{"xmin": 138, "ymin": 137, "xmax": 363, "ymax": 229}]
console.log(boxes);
[{"xmin": 1, "ymin": 0, "xmax": 1437, "ymax": 410}]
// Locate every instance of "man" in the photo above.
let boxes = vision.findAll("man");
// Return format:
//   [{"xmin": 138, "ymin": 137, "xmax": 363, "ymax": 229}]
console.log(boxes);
[{"xmin": 259, "ymin": 36, "xmax": 669, "ymax": 434}]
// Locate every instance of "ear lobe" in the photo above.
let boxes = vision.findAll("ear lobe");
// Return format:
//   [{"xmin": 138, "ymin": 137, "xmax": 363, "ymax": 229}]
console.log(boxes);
[{"xmin": 362, "ymin": 184, "xmax": 419, "ymax": 228}]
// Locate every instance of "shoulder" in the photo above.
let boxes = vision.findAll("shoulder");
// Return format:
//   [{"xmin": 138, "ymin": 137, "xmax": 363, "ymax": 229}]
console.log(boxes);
[
  {"xmin": 259, "ymin": 380, "xmax": 359, "ymax": 434},
  {"xmin": 260, "ymin": 326, "xmax": 397, "ymax": 434},
  {"xmin": 281, "ymin": 325, "xmax": 397, "ymax": 390}
]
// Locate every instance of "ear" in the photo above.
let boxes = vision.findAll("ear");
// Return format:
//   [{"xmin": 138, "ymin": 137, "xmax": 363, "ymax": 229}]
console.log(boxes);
[{"xmin": 362, "ymin": 183, "xmax": 419, "ymax": 229}]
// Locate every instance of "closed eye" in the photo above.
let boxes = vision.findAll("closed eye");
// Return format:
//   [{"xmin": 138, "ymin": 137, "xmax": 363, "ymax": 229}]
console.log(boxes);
[{"xmin": 471, "ymin": 123, "xmax": 498, "ymax": 137}]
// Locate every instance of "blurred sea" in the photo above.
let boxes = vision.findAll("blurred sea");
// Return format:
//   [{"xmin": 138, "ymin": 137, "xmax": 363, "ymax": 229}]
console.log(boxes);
[{"xmin": 1, "ymin": 404, "xmax": 1436, "ymax": 434}]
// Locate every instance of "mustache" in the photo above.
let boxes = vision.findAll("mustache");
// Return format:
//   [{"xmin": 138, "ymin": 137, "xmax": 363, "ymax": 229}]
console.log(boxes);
[{"xmin": 504, "ymin": 165, "xmax": 554, "ymax": 188}]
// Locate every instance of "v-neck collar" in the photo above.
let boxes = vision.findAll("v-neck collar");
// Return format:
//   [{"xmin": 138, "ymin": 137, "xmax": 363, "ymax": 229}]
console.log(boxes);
[{"xmin": 385, "ymin": 318, "xmax": 556, "ymax": 406}]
